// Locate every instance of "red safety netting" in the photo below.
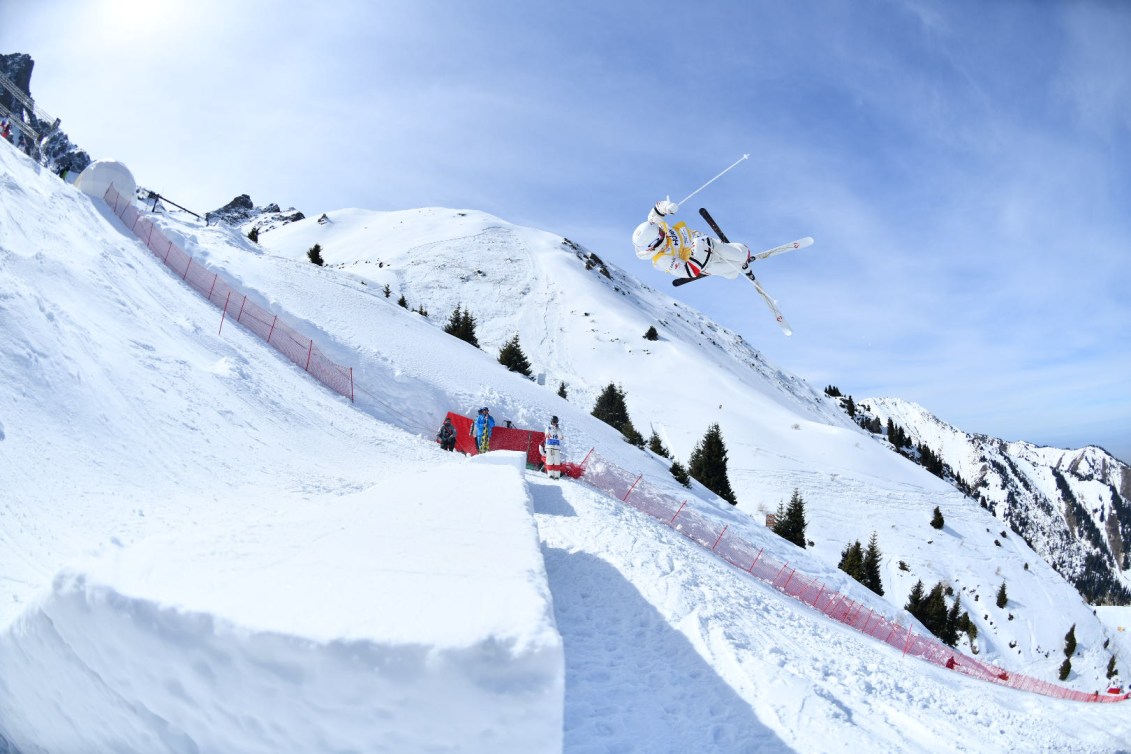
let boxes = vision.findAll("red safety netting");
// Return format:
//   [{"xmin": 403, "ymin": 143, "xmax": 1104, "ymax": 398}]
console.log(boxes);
[
  {"xmin": 575, "ymin": 448, "xmax": 1128, "ymax": 704},
  {"xmin": 105, "ymin": 185, "xmax": 354, "ymax": 401}
]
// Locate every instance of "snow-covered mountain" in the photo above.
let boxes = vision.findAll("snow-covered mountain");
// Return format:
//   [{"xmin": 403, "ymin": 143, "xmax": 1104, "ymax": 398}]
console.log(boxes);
[
  {"xmin": 851, "ymin": 396, "xmax": 1131, "ymax": 606},
  {"xmin": 205, "ymin": 193, "xmax": 305, "ymax": 233},
  {"xmin": 3, "ymin": 78, "xmax": 1131, "ymax": 750}
]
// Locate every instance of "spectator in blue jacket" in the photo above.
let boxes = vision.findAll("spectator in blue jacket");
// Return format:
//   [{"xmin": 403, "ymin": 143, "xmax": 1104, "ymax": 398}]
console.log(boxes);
[{"xmin": 471, "ymin": 407, "xmax": 496, "ymax": 453}]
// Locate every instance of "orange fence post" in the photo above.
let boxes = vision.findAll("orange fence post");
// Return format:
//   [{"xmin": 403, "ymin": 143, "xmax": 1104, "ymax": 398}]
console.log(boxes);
[
  {"xmin": 711, "ymin": 525, "xmax": 728, "ymax": 551},
  {"xmin": 219, "ymin": 291, "xmax": 232, "ymax": 334},
  {"xmin": 622, "ymin": 473, "xmax": 643, "ymax": 502}
]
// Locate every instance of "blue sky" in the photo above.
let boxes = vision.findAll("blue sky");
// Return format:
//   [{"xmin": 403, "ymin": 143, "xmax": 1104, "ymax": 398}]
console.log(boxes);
[{"xmin": 5, "ymin": 0, "xmax": 1130, "ymax": 461}]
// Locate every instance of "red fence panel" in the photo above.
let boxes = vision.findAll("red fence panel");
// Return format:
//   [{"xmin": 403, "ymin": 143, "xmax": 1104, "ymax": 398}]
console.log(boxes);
[
  {"xmin": 102, "ymin": 184, "xmax": 354, "ymax": 402},
  {"xmin": 576, "ymin": 448, "xmax": 1128, "ymax": 704}
]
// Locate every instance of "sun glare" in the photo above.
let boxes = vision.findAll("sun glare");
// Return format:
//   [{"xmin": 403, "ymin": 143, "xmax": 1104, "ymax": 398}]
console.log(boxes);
[{"xmin": 97, "ymin": 0, "xmax": 176, "ymax": 43}]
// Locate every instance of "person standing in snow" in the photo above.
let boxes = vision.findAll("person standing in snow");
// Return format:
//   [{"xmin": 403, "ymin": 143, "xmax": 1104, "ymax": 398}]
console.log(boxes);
[
  {"xmin": 632, "ymin": 199, "xmax": 752, "ymax": 281},
  {"xmin": 0, "ymin": 118, "xmax": 11, "ymax": 143},
  {"xmin": 471, "ymin": 407, "xmax": 495, "ymax": 454},
  {"xmin": 540, "ymin": 416, "xmax": 564, "ymax": 479},
  {"xmin": 436, "ymin": 417, "xmax": 457, "ymax": 452}
]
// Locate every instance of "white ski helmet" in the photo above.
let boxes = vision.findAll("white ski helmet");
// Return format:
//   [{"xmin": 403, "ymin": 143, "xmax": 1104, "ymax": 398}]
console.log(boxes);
[{"xmin": 633, "ymin": 221, "xmax": 665, "ymax": 252}]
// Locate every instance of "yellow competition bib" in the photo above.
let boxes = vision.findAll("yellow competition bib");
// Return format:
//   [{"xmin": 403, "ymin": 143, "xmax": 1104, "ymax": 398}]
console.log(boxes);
[{"xmin": 651, "ymin": 221, "xmax": 694, "ymax": 265}]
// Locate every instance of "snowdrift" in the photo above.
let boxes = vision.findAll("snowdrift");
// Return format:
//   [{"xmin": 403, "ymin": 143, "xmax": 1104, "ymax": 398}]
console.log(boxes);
[{"xmin": 0, "ymin": 462, "xmax": 564, "ymax": 752}]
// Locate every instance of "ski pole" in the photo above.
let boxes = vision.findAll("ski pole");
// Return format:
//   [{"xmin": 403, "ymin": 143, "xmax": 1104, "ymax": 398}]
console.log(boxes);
[{"xmin": 677, "ymin": 153, "xmax": 750, "ymax": 206}]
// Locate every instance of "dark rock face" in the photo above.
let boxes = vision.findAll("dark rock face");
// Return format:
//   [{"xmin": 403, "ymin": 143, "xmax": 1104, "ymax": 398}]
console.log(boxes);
[
  {"xmin": 210, "ymin": 194, "xmax": 257, "ymax": 223},
  {"xmin": 206, "ymin": 194, "xmax": 305, "ymax": 233},
  {"xmin": 0, "ymin": 52, "xmax": 34, "ymax": 112},
  {"xmin": 2, "ymin": 52, "xmax": 91, "ymax": 175}
]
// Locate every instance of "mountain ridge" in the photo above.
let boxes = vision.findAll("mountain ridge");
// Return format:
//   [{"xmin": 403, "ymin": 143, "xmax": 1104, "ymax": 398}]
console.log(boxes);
[{"xmin": 848, "ymin": 395, "xmax": 1131, "ymax": 605}]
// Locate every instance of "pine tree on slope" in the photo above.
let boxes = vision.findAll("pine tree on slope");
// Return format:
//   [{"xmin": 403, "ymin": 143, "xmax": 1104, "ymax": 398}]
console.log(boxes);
[
  {"xmin": 497, "ymin": 335, "xmax": 532, "ymax": 377},
  {"xmin": 772, "ymin": 489, "xmax": 808, "ymax": 547},
  {"xmin": 688, "ymin": 423, "xmax": 738, "ymax": 506}
]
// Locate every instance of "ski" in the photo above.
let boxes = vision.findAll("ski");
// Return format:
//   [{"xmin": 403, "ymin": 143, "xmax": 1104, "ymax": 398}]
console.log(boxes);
[
  {"xmin": 697, "ymin": 207, "xmax": 794, "ymax": 336},
  {"xmin": 750, "ymin": 236, "xmax": 814, "ymax": 263},
  {"xmin": 700, "ymin": 208, "xmax": 813, "ymax": 263},
  {"xmin": 672, "ymin": 275, "xmax": 710, "ymax": 287},
  {"xmin": 699, "ymin": 207, "xmax": 731, "ymax": 242},
  {"xmin": 745, "ymin": 273, "xmax": 792, "ymax": 336}
]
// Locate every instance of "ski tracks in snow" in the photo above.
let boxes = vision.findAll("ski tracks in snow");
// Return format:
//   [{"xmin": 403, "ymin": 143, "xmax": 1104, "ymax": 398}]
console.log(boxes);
[{"xmin": 529, "ymin": 474, "xmax": 1126, "ymax": 753}]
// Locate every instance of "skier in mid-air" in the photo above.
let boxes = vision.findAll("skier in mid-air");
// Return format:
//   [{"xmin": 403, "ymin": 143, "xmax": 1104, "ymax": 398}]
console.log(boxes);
[{"xmin": 632, "ymin": 199, "xmax": 753, "ymax": 282}]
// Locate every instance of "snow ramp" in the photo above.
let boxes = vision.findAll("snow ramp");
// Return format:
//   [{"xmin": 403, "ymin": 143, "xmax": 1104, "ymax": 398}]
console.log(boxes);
[{"xmin": 0, "ymin": 461, "xmax": 564, "ymax": 752}]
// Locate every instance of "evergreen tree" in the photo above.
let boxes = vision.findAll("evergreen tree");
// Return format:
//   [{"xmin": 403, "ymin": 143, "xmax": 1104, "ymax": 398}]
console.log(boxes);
[
  {"xmin": 497, "ymin": 335, "xmax": 533, "ymax": 377},
  {"xmin": 996, "ymin": 581, "xmax": 1008, "ymax": 608},
  {"xmin": 862, "ymin": 532, "xmax": 885, "ymax": 596},
  {"xmin": 643, "ymin": 325, "xmax": 659, "ymax": 341},
  {"xmin": 247, "ymin": 226, "xmax": 259, "ymax": 243},
  {"xmin": 307, "ymin": 243, "xmax": 325, "ymax": 266},
  {"xmin": 1107, "ymin": 655, "xmax": 1118, "ymax": 680},
  {"xmin": 458, "ymin": 308, "xmax": 480, "ymax": 347},
  {"xmin": 590, "ymin": 383, "xmax": 644, "ymax": 446},
  {"xmin": 621, "ymin": 419, "xmax": 645, "ymax": 448},
  {"xmin": 397, "ymin": 294, "xmax": 408, "ymax": 309},
  {"xmin": 443, "ymin": 304, "xmax": 479, "ymax": 347},
  {"xmin": 591, "ymin": 383, "xmax": 631, "ymax": 432},
  {"xmin": 906, "ymin": 580, "xmax": 972, "ymax": 647},
  {"xmin": 1058, "ymin": 658, "xmax": 1072, "ymax": 681},
  {"xmin": 918, "ymin": 443, "xmax": 944, "ymax": 477},
  {"xmin": 905, "ymin": 580, "xmax": 926, "ymax": 615},
  {"xmin": 647, "ymin": 431, "xmax": 670, "ymax": 458},
  {"xmin": 557, "ymin": 381, "xmax": 568, "ymax": 399},
  {"xmin": 670, "ymin": 459, "xmax": 691, "ymax": 487},
  {"xmin": 942, "ymin": 596, "xmax": 961, "ymax": 647},
  {"xmin": 920, "ymin": 582, "xmax": 950, "ymax": 639},
  {"xmin": 414, "ymin": 304, "xmax": 428, "ymax": 317},
  {"xmin": 824, "ymin": 385, "xmax": 842, "ymax": 397},
  {"xmin": 444, "ymin": 304, "xmax": 463, "ymax": 335},
  {"xmin": 383, "ymin": 283, "xmax": 391, "ymax": 298},
  {"xmin": 838, "ymin": 540, "xmax": 865, "ymax": 582},
  {"xmin": 1064, "ymin": 624, "xmax": 1077, "ymax": 658},
  {"xmin": 931, "ymin": 506, "xmax": 945, "ymax": 529},
  {"xmin": 772, "ymin": 489, "xmax": 808, "ymax": 547},
  {"xmin": 844, "ymin": 395, "xmax": 856, "ymax": 418},
  {"xmin": 688, "ymin": 423, "xmax": 738, "ymax": 506}
]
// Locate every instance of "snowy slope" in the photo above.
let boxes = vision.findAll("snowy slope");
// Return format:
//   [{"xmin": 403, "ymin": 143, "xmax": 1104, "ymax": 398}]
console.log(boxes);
[
  {"xmin": 2, "ymin": 140, "xmax": 1130, "ymax": 752},
  {"xmin": 254, "ymin": 206, "xmax": 1126, "ymax": 688},
  {"xmin": 857, "ymin": 396, "xmax": 1131, "ymax": 606}
]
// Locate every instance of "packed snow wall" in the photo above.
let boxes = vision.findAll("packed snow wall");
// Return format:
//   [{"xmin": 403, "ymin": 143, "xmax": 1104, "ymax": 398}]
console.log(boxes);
[{"xmin": 0, "ymin": 470, "xmax": 565, "ymax": 752}]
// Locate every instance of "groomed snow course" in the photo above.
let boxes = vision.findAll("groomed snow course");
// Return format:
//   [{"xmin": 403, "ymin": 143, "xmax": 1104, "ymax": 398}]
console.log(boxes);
[
  {"xmin": 0, "ymin": 143, "xmax": 562, "ymax": 752},
  {"xmin": 3, "ymin": 137, "xmax": 1131, "ymax": 752}
]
